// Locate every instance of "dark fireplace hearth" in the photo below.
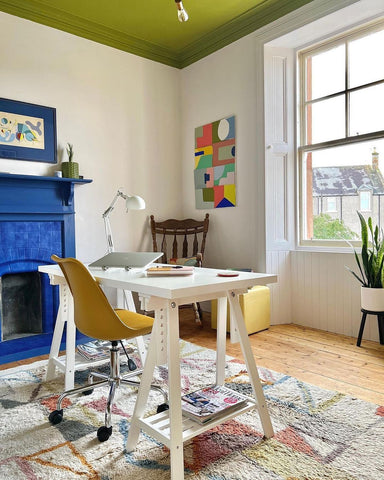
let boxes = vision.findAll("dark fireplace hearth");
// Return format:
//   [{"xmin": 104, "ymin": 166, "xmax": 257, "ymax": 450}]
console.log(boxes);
[
  {"xmin": 0, "ymin": 173, "xmax": 91, "ymax": 364},
  {"xmin": 1, "ymin": 271, "xmax": 42, "ymax": 341}
]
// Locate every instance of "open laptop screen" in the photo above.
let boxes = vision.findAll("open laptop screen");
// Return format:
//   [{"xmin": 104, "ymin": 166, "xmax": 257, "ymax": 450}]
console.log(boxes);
[{"xmin": 88, "ymin": 252, "xmax": 163, "ymax": 270}]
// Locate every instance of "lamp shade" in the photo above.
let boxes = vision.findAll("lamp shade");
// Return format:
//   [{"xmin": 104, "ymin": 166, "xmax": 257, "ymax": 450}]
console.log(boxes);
[{"xmin": 125, "ymin": 194, "xmax": 145, "ymax": 211}]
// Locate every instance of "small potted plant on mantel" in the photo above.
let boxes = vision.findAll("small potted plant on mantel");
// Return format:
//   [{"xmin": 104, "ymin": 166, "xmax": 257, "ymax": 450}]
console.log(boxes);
[
  {"xmin": 61, "ymin": 143, "xmax": 79, "ymax": 179},
  {"xmin": 346, "ymin": 211, "xmax": 384, "ymax": 311}
]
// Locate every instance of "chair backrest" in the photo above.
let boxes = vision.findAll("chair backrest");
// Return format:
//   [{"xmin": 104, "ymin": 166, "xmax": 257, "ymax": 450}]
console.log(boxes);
[
  {"xmin": 150, "ymin": 214, "xmax": 209, "ymax": 265},
  {"xmin": 51, "ymin": 255, "xmax": 148, "ymax": 341}
]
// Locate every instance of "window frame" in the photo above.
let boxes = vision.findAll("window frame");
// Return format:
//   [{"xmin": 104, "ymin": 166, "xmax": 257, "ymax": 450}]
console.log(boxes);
[{"xmin": 297, "ymin": 18, "xmax": 384, "ymax": 249}]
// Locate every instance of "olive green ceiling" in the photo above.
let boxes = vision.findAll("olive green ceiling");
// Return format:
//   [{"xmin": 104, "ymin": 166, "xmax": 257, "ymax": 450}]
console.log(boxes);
[{"xmin": 0, "ymin": 0, "xmax": 314, "ymax": 68}]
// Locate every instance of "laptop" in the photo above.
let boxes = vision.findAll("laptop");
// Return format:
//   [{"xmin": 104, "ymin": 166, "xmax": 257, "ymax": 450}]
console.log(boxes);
[{"xmin": 88, "ymin": 252, "xmax": 163, "ymax": 270}]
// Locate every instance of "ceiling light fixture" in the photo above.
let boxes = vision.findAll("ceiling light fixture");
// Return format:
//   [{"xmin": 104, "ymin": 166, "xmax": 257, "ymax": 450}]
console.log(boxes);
[{"xmin": 175, "ymin": 0, "xmax": 189, "ymax": 22}]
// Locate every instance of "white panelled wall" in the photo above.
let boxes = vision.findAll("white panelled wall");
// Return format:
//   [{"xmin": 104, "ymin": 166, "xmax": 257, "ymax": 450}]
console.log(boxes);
[
  {"xmin": 267, "ymin": 250, "xmax": 381, "ymax": 342},
  {"xmin": 293, "ymin": 251, "xmax": 380, "ymax": 342}
]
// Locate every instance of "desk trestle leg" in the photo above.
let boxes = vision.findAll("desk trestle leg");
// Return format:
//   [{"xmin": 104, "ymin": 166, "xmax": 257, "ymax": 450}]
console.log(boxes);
[
  {"xmin": 227, "ymin": 290, "xmax": 274, "ymax": 439},
  {"xmin": 216, "ymin": 297, "xmax": 227, "ymax": 385},
  {"xmin": 126, "ymin": 311, "xmax": 162, "ymax": 452},
  {"xmin": 166, "ymin": 301, "xmax": 184, "ymax": 479},
  {"xmin": 46, "ymin": 285, "xmax": 71, "ymax": 382}
]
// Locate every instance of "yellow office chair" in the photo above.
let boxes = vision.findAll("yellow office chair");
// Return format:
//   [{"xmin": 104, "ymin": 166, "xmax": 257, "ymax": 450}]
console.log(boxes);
[{"xmin": 48, "ymin": 255, "xmax": 167, "ymax": 442}]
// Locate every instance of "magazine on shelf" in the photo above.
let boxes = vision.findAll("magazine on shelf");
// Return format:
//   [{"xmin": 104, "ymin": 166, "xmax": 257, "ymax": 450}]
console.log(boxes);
[
  {"xmin": 181, "ymin": 385, "xmax": 249, "ymax": 424},
  {"xmin": 77, "ymin": 339, "xmax": 135, "ymax": 361}
]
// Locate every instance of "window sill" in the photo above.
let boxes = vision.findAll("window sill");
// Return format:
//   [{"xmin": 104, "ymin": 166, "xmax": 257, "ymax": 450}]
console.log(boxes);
[{"xmin": 295, "ymin": 244, "xmax": 357, "ymax": 254}]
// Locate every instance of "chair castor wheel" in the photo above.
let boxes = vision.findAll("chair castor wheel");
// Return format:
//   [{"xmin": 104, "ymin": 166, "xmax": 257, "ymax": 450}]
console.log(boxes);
[
  {"xmin": 48, "ymin": 409, "xmax": 63, "ymax": 425},
  {"xmin": 82, "ymin": 389, "xmax": 94, "ymax": 396},
  {"xmin": 156, "ymin": 403, "xmax": 169, "ymax": 413},
  {"xmin": 128, "ymin": 358, "xmax": 137, "ymax": 371},
  {"xmin": 97, "ymin": 425, "xmax": 112, "ymax": 442}
]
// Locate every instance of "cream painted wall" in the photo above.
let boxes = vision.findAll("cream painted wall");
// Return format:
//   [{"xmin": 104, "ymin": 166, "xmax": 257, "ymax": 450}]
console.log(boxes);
[
  {"xmin": 0, "ymin": 12, "xmax": 181, "ymax": 263},
  {"xmin": 179, "ymin": 0, "xmax": 357, "ymax": 272},
  {"xmin": 180, "ymin": 36, "xmax": 265, "ymax": 271}
]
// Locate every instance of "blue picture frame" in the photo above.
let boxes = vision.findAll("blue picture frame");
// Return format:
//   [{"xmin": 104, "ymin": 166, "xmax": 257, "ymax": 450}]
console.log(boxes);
[{"xmin": 0, "ymin": 98, "xmax": 57, "ymax": 164}]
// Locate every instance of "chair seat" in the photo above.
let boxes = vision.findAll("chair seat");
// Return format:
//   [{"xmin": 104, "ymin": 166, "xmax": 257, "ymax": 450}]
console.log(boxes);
[
  {"xmin": 115, "ymin": 309, "xmax": 153, "ymax": 331},
  {"xmin": 169, "ymin": 256, "xmax": 200, "ymax": 267}
]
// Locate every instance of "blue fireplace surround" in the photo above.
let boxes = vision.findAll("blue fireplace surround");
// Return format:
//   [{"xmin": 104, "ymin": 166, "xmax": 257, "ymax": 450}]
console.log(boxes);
[{"xmin": 0, "ymin": 173, "xmax": 92, "ymax": 364}]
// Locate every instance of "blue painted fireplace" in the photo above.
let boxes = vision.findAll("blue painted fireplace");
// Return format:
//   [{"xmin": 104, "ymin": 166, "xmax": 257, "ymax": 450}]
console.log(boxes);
[{"xmin": 0, "ymin": 173, "xmax": 92, "ymax": 364}]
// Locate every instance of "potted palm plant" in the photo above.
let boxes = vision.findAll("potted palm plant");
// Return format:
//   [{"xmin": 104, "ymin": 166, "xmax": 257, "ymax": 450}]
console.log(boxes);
[
  {"xmin": 61, "ymin": 143, "xmax": 79, "ymax": 179},
  {"xmin": 346, "ymin": 211, "xmax": 384, "ymax": 311}
]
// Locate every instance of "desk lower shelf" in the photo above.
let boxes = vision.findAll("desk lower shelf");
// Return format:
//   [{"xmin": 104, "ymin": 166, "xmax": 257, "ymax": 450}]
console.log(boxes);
[
  {"xmin": 50, "ymin": 352, "xmax": 110, "ymax": 374},
  {"xmin": 139, "ymin": 400, "xmax": 257, "ymax": 447}
]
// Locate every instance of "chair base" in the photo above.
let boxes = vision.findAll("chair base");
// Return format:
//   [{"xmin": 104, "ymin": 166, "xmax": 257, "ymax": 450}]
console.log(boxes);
[{"xmin": 48, "ymin": 342, "xmax": 167, "ymax": 441}]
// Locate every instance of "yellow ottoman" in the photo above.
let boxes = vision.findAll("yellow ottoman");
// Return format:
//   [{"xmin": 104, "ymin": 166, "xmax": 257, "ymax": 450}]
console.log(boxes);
[{"xmin": 211, "ymin": 285, "xmax": 270, "ymax": 335}]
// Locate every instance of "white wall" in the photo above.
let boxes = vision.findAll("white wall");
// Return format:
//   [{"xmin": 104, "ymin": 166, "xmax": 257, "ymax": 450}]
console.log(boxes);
[
  {"xmin": 181, "ymin": 36, "xmax": 265, "ymax": 272},
  {"xmin": 180, "ymin": 0, "xmax": 364, "ymax": 274},
  {"xmin": 0, "ymin": 12, "xmax": 182, "ymax": 262}
]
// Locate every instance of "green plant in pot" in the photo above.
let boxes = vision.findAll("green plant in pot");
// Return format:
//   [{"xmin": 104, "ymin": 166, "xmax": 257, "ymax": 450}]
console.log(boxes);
[
  {"xmin": 61, "ymin": 143, "xmax": 79, "ymax": 179},
  {"xmin": 346, "ymin": 211, "xmax": 384, "ymax": 311}
]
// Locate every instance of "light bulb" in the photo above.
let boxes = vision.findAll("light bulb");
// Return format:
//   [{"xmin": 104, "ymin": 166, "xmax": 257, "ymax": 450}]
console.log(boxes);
[{"xmin": 175, "ymin": 0, "xmax": 189, "ymax": 22}]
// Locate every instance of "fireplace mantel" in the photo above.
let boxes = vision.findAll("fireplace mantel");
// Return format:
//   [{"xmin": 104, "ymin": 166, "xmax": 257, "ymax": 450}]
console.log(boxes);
[{"xmin": 0, "ymin": 172, "xmax": 92, "ymax": 213}]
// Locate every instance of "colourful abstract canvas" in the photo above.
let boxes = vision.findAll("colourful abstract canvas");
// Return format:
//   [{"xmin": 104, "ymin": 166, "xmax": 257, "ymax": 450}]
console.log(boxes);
[{"xmin": 194, "ymin": 116, "xmax": 236, "ymax": 209}]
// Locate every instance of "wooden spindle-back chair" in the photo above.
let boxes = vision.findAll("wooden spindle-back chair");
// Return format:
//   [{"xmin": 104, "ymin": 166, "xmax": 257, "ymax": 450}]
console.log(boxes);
[{"xmin": 150, "ymin": 214, "xmax": 209, "ymax": 324}]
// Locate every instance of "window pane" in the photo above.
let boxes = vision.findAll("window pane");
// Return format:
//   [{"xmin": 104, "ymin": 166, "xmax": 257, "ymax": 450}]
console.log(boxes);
[
  {"xmin": 350, "ymin": 83, "xmax": 384, "ymax": 136},
  {"xmin": 349, "ymin": 29, "xmax": 384, "ymax": 88},
  {"xmin": 301, "ymin": 139, "xmax": 384, "ymax": 241},
  {"xmin": 360, "ymin": 191, "xmax": 371, "ymax": 211},
  {"xmin": 326, "ymin": 197, "xmax": 337, "ymax": 212},
  {"xmin": 307, "ymin": 45, "xmax": 345, "ymax": 100},
  {"xmin": 308, "ymin": 95, "xmax": 345, "ymax": 144}
]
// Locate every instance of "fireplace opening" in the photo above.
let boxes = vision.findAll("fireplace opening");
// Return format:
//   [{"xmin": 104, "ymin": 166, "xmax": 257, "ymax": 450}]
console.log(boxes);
[{"xmin": 0, "ymin": 272, "xmax": 42, "ymax": 342}]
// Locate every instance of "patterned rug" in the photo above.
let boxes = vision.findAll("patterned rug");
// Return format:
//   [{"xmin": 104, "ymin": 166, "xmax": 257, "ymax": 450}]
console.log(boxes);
[{"xmin": 0, "ymin": 340, "xmax": 383, "ymax": 479}]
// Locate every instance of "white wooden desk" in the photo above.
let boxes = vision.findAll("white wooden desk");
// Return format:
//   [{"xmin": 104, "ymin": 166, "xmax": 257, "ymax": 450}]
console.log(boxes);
[{"xmin": 39, "ymin": 264, "xmax": 277, "ymax": 480}]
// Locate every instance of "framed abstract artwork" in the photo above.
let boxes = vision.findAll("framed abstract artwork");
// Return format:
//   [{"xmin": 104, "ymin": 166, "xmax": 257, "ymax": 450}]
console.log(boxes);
[
  {"xmin": 0, "ymin": 98, "xmax": 57, "ymax": 163},
  {"xmin": 194, "ymin": 115, "xmax": 236, "ymax": 209}
]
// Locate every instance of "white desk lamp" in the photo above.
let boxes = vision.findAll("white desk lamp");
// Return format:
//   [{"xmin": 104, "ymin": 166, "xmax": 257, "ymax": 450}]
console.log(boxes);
[
  {"xmin": 102, "ymin": 189, "xmax": 147, "ymax": 368},
  {"xmin": 102, "ymin": 189, "xmax": 145, "ymax": 253}
]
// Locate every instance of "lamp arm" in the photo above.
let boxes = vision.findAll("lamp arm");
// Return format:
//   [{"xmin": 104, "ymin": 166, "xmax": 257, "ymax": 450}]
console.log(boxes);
[
  {"xmin": 102, "ymin": 189, "xmax": 126, "ymax": 253},
  {"xmin": 102, "ymin": 189, "xmax": 126, "ymax": 218},
  {"xmin": 102, "ymin": 189, "xmax": 144, "ymax": 254},
  {"xmin": 103, "ymin": 215, "xmax": 114, "ymax": 253}
]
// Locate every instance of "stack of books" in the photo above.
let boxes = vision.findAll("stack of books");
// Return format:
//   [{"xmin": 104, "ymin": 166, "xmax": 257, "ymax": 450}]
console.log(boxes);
[
  {"xmin": 181, "ymin": 384, "xmax": 249, "ymax": 424},
  {"xmin": 77, "ymin": 340, "xmax": 110, "ymax": 361}
]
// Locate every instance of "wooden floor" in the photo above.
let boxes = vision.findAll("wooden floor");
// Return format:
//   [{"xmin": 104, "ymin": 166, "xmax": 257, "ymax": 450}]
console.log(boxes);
[{"xmin": 1, "ymin": 310, "xmax": 384, "ymax": 405}]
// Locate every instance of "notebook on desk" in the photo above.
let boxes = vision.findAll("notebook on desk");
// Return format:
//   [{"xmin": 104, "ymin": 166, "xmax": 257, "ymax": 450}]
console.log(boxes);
[{"xmin": 88, "ymin": 252, "xmax": 163, "ymax": 270}]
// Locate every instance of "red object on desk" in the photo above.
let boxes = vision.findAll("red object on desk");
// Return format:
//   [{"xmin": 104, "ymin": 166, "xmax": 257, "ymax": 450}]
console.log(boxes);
[{"xmin": 217, "ymin": 272, "xmax": 239, "ymax": 277}]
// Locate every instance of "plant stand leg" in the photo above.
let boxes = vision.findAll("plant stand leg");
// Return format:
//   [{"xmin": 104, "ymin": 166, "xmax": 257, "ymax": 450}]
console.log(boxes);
[
  {"xmin": 357, "ymin": 311, "xmax": 367, "ymax": 347},
  {"xmin": 378, "ymin": 314, "xmax": 384, "ymax": 345}
]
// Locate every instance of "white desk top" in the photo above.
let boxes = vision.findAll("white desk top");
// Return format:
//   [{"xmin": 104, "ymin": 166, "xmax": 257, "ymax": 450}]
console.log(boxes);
[{"xmin": 38, "ymin": 264, "xmax": 277, "ymax": 300}]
